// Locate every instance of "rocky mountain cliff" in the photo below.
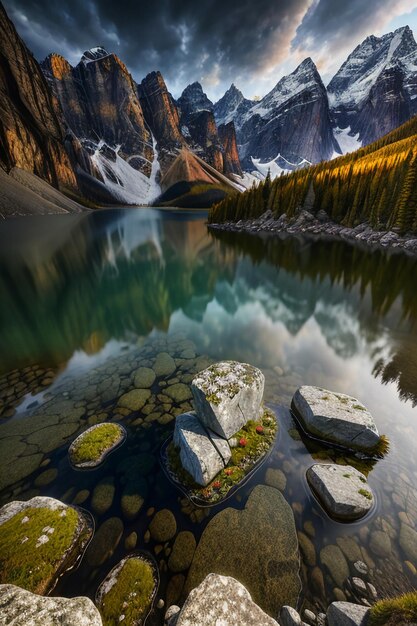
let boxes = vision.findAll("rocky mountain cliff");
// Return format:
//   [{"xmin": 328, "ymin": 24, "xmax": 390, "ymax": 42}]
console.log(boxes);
[
  {"xmin": 213, "ymin": 84, "xmax": 252, "ymax": 128},
  {"xmin": 328, "ymin": 26, "xmax": 417, "ymax": 144},
  {"xmin": 230, "ymin": 58, "xmax": 339, "ymax": 169},
  {"xmin": 0, "ymin": 2, "xmax": 78, "ymax": 194}
]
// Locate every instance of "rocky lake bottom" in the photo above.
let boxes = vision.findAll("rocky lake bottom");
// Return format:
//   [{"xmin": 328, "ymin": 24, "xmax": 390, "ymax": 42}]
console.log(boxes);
[{"xmin": 0, "ymin": 208, "xmax": 417, "ymax": 624}]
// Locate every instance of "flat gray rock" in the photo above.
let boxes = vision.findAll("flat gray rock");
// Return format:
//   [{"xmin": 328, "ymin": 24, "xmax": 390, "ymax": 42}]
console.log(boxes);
[
  {"xmin": 191, "ymin": 361, "xmax": 265, "ymax": 439},
  {"xmin": 307, "ymin": 464, "xmax": 373, "ymax": 521},
  {"xmin": 176, "ymin": 573, "xmax": 279, "ymax": 626},
  {"xmin": 327, "ymin": 601, "xmax": 369, "ymax": 626},
  {"xmin": 292, "ymin": 386, "xmax": 380, "ymax": 451},
  {"xmin": 0, "ymin": 584, "xmax": 102, "ymax": 626},
  {"xmin": 280, "ymin": 605, "xmax": 302, "ymax": 626},
  {"xmin": 173, "ymin": 412, "xmax": 231, "ymax": 486}
]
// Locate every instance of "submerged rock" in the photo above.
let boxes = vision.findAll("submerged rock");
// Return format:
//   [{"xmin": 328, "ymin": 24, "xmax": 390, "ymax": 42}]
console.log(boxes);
[
  {"xmin": 168, "ymin": 531, "xmax": 196, "ymax": 573},
  {"xmin": 0, "ymin": 497, "xmax": 92, "ymax": 594},
  {"xmin": 176, "ymin": 573, "xmax": 279, "ymax": 625},
  {"xmin": 86, "ymin": 517, "xmax": 123, "ymax": 568},
  {"xmin": 96, "ymin": 554, "xmax": 158, "ymax": 626},
  {"xmin": 69, "ymin": 423, "xmax": 126, "ymax": 469},
  {"xmin": 149, "ymin": 509, "xmax": 177, "ymax": 542},
  {"xmin": 173, "ymin": 412, "xmax": 231, "ymax": 486},
  {"xmin": 185, "ymin": 485, "xmax": 300, "ymax": 616},
  {"xmin": 0, "ymin": 584, "xmax": 102, "ymax": 626},
  {"xmin": 327, "ymin": 601, "xmax": 369, "ymax": 626},
  {"xmin": 307, "ymin": 464, "xmax": 374, "ymax": 521},
  {"xmin": 292, "ymin": 386, "xmax": 380, "ymax": 451},
  {"xmin": 191, "ymin": 361, "xmax": 265, "ymax": 439}
]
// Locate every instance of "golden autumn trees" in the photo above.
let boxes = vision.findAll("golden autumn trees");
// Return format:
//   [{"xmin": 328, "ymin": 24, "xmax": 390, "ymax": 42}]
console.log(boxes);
[{"xmin": 209, "ymin": 115, "xmax": 417, "ymax": 235}]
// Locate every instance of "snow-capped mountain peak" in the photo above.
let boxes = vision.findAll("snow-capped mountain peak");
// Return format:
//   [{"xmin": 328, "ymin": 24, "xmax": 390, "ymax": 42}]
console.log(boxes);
[
  {"xmin": 328, "ymin": 26, "xmax": 417, "ymax": 109},
  {"xmin": 80, "ymin": 47, "xmax": 110, "ymax": 65},
  {"xmin": 213, "ymin": 83, "xmax": 249, "ymax": 126}
]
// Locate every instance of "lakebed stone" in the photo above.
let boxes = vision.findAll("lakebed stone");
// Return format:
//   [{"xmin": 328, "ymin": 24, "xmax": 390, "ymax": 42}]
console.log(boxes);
[
  {"xmin": 0, "ymin": 497, "xmax": 92, "ymax": 594},
  {"xmin": 149, "ymin": 509, "xmax": 177, "ymax": 542},
  {"xmin": 168, "ymin": 531, "xmax": 196, "ymax": 573},
  {"xmin": 185, "ymin": 485, "xmax": 300, "ymax": 616},
  {"xmin": 173, "ymin": 412, "xmax": 231, "ymax": 486},
  {"xmin": 307, "ymin": 464, "xmax": 373, "ymax": 521},
  {"xmin": 176, "ymin": 573, "xmax": 279, "ymax": 626},
  {"xmin": 0, "ymin": 584, "xmax": 102, "ymax": 626},
  {"xmin": 191, "ymin": 361, "xmax": 265, "ymax": 439},
  {"xmin": 96, "ymin": 554, "xmax": 158, "ymax": 626},
  {"xmin": 292, "ymin": 386, "xmax": 380, "ymax": 451},
  {"xmin": 68, "ymin": 423, "xmax": 126, "ymax": 469},
  {"xmin": 327, "ymin": 601, "xmax": 369, "ymax": 626}
]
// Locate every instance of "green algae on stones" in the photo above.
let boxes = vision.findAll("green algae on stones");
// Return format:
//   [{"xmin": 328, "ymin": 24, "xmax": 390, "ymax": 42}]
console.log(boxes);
[
  {"xmin": 96, "ymin": 553, "xmax": 158, "ymax": 626},
  {"xmin": 69, "ymin": 423, "xmax": 126, "ymax": 469},
  {"xmin": 185, "ymin": 485, "xmax": 300, "ymax": 617},
  {"xmin": 163, "ymin": 408, "xmax": 277, "ymax": 505},
  {"xmin": 0, "ymin": 497, "xmax": 93, "ymax": 595}
]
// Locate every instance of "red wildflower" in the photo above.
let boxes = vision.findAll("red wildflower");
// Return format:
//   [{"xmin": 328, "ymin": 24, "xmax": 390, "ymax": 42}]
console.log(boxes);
[
  {"xmin": 224, "ymin": 468, "xmax": 233, "ymax": 476},
  {"xmin": 256, "ymin": 425, "xmax": 264, "ymax": 434},
  {"xmin": 239, "ymin": 437, "xmax": 248, "ymax": 447},
  {"xmin": 212, "ymin": 480, "xmax": 221, "ymax": 489}
]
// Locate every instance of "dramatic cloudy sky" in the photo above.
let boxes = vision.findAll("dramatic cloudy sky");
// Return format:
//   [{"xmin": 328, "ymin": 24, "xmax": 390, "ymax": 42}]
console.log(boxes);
[{"xmin": 4, "ymin": 0, "xmax": 417, "ymax": 100}]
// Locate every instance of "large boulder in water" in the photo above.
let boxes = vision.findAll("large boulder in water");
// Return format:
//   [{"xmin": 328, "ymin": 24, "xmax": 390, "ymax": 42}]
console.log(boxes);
[
  {"xmin": 173, "ymin": 412, "xmax": 231, "ymax": 486},
  {"xmin": 292, "ymin": 386, "xmax": 380, "ymax": 451},
  {"xmin": 191, "ymin": 361, "xmax": 265, "ymax": 439},
  {"xmin": 0, "ymin": 584, "xmax": 102, "ymax": 625},
  {"xmin": 0, "ymin": 497, "xmax": 92, "ymax": 594},
  {"xmin": 176, "ymin": 573, "xmax": 279, "ymax": 625},
  {"xmin": 307, "ymin": 464, "xmax": 374, "ymax": 521},
  {"xmin": 185, "ymin": 485, "xmax": 300, "ymax": 616}
]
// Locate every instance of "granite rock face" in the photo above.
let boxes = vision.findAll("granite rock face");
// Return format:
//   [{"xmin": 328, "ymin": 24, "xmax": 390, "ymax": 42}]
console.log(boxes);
[
  {"xmin": 173, "ymin": 412, "xmax": 231, "ymax": 486},
  {"xmin": 328, "ymin": 26, "xmax": 417, "ymax": 145},
  {"xmin": 292, "ymin": 386, "xmax": 380, "ymax": 451},
  {"xmin": 218, "ymin": 122, "xmax": 242, "ymax": 176},
  {"xmin": 0, "ymin": 3, "xmax": 78, "ymax": 194},
  {"xmin": 225, "ymin": 58, "xmax": 339, "ymax": 167},
  {"xmin": 191, "ymin": 361, "xmax": 265, "ymax": 439},
  {"xmin": 176, "ymin": 573, "xmax": 279, "ymax": 626},
  {"xmin": 185, "ymin": 485, "xmax": 301, "ymax": 616},
  {"xmin": 327, "ymin": 601, "xmax": 369, "ymax": 626},
  {"xmin": 41, "ymin": 49, "xmax": 153, "ymax": 176},
  {"xmin": 138, "ymin": 71, "xmax": 184, "ymax": 172},
  {"xmin": 307, "ymin": 464, "xmax": 374, "ymax": 521},
  {"xmin": 0, "ymin": 584, "xmax": 102, "ymax": 626}
]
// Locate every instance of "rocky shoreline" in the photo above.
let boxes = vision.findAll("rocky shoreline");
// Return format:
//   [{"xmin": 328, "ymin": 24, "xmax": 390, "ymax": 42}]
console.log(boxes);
[{"xmin": 209, "ymin": 209, "xmax": 417, "ymax": 255}]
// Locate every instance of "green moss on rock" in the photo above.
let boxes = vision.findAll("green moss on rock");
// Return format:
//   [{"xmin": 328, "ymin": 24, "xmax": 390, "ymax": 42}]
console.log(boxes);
[
  {"xmin": 0, "ymin": 498, "xmax": 92, "ymax": 594},
  {"xmin": 96, "ymin": 554, "xmax": 158, "ymax": 626},
  {"xmin": 166, "ymin": 408, "xmax": 277, "ymax": 504},
  {"xmin": 369, "ymin": 592, "xmax": 417, "ymax": 626},
  {"xmin": 69, "ymin": 423, "xmax": 125, "ymax": 469}
]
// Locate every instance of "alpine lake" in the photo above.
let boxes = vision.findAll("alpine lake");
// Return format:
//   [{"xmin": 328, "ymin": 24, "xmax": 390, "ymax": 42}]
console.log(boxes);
[{"xmin": 1, "ymin": 208, "xmax": 417, "ymax": 624}]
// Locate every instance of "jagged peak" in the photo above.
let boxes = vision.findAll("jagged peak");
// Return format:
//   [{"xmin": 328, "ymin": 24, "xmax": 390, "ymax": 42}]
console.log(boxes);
[{"xmin": 80, "ymin": 47, "xmax": 110, "ymax": 65}]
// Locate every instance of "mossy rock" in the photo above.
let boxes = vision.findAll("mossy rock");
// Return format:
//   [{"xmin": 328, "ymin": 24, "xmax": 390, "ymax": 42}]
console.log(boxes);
[
  {"xmin": 168, "ymin": 531, "xmax": 196, "ymax": 573},
  {"xmin": 149, "ymin": 510, "xmax": 177, "ymax": 542},
  {"xmin": 96, "ymin": 554, "xmax": 158, "ymax": 626},
  {"xmin": 0, "ymin": 496, "xmax": 93, "ymax": 594},
  {"xmin": 165, "ymin": 384, "xmax": 192, "ymax": 403},
  {"xmin": 165, "ymin": 408, "xmax": 277, "ymax": 505},
  {"xmin": 69, "ymin": 423, "xmax": 126, "ymax": 469}
]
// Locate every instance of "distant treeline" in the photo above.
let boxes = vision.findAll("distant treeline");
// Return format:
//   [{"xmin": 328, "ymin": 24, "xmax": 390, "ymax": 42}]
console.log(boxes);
[{"xmin": 209, "ymin": 115, "xmax": 417, "ymax": 235}]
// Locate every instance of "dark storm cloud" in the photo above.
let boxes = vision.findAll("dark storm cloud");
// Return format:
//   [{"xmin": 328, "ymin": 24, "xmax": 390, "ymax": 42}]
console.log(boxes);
[
  {"xmin": 3, "ymin": 0, "xmax": 310, "ymax": 95},
  {"xmin": 3, "ymin": 0, "xmax": 414, "ymax": 98},
  {"xmin": 292, "ymin": 0, "xmax": 411, "ymax": 71}
]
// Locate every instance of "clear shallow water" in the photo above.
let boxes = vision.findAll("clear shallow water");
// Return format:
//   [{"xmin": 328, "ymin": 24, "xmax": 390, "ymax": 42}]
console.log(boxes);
[{"xmin": 0, "ymin": 208, "xmax": 417, "ymax": 621}]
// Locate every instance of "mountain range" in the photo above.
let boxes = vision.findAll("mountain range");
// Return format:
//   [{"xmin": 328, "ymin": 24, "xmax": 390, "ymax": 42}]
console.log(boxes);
[{"xmin": 1, "ymin": 0, "xmax": 416, "ymax": 213}]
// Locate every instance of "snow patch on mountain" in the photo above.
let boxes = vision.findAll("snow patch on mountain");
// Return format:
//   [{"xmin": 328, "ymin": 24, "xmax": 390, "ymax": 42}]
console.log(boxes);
[
  {"xmin": 251, "ymin": 154, "xmax": 311, "ymax": 179},
  {"xmin": 91, "ymin": 139, "xmax": 160, "ymax": 205},
  {"xmin": 332, "ymin": 127, "xmax": 362, "ymax": 156},
  {"xmin": 80, "ymin": 47, "xmax": 110, "ymax": 65}
]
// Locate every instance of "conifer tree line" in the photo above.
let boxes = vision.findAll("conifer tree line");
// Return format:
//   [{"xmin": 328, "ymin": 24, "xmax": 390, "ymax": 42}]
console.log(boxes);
[{"xmin": 209, "ymin": 115, "xmax": 417, "ymax": 235}]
